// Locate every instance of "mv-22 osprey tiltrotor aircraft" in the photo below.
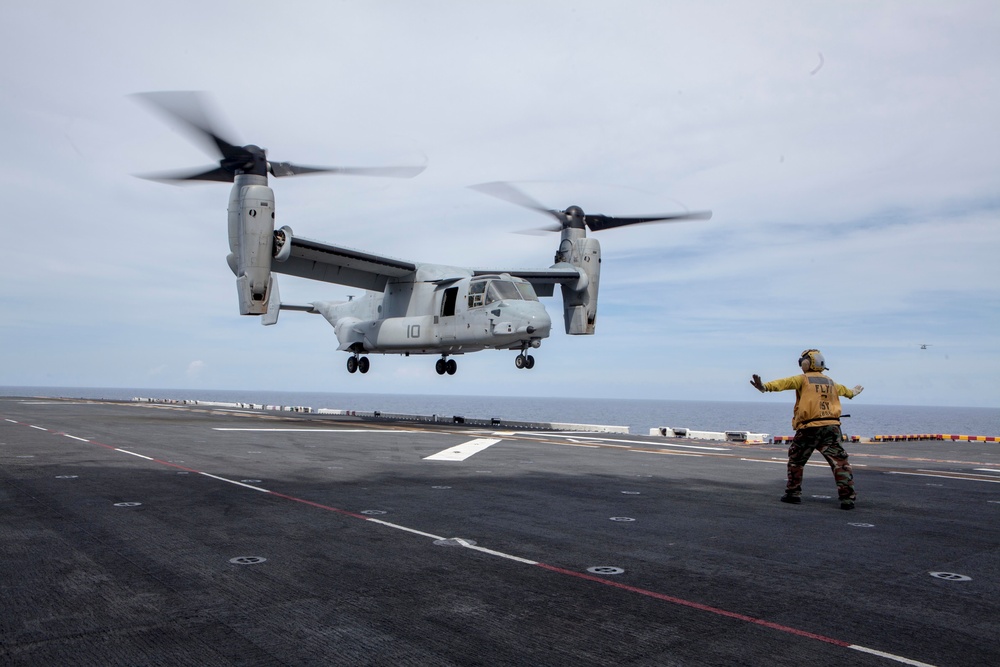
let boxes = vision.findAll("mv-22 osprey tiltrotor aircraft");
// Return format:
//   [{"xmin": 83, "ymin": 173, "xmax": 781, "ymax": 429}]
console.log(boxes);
[{"xmin": 138, "ymin": 92, "xmax": 711, "ymax": 376}]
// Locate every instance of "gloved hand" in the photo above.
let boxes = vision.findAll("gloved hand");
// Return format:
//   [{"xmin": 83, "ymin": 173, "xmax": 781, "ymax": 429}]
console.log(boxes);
[
  {"xmin": 750, "ymin": 374, "xmax": 766, "ymax": 393},
  {"xmin": 852, "ymin": 385, "xmax": 864, "ymax": 396}
]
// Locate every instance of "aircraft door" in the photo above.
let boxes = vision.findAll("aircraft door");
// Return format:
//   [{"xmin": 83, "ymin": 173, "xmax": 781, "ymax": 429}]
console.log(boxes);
[{"xmin": 441, "ymin": 287, "xmax": 458, "ymax": 317}]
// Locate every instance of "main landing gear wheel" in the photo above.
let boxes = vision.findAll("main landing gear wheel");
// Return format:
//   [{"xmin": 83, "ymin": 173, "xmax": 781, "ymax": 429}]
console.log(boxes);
[
  {"xmin": 515, "ymin": 354, "xmax": 535, "ymax": 369},
  {"xmin": 347, "ymin": 356, "xmax": 370, "ymax": 374},
  {"xmin": 435, "ymin": 358, "xmax": 457, "ymax": 375}
]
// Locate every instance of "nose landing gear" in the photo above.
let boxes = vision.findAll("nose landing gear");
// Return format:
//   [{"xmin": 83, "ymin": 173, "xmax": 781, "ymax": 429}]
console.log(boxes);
[
  {"xmin": 514, "ymin": 353, "xmax": 535, "ymax": 370},
  {"xmin": 435, "ymin": 357, "xmax": 458, "ymax": 375},
  {"xmin": 347, "ymin": 354, "xmax": 370, "ymax": 374}
]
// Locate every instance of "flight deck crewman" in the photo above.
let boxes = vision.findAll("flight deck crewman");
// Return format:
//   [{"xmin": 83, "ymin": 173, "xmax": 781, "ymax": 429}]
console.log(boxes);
[{"xmin": 750, "ymin": 349, "xmax": 864, "ymax": 510}]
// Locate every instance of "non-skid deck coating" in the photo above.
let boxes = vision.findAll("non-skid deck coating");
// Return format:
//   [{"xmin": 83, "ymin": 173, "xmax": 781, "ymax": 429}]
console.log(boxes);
[{"xmin": 2, "ymin": 397, "xmax": 998, "ymax": 666}]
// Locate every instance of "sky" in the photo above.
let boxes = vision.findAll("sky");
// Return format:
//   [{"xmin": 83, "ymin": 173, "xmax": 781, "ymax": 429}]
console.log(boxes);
[{"xmin": 2, "ymin": 1, "xmax": 998, "ymax": 408}]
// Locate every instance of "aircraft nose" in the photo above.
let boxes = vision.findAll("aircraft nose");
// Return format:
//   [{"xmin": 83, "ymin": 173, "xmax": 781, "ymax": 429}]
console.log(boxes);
[{"xmin": 526, "ymin": 303, "xmax": 551, "ymax": 336}]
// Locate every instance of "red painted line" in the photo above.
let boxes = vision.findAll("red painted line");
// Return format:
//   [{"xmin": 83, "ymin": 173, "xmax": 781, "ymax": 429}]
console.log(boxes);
[
  {"xmin": 266, "ymin": 490, "xmax": 369, "ymax": 520},
  {"xmin": 534, "ymin": 563, "xmax": 850, "ymax": 646}
]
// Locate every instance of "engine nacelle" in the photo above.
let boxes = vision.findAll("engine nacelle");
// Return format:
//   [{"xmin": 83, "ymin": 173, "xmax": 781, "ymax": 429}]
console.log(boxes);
[
  {"xmin": 227, "ymin": 175, "xmax": 276, "ymax": 315},
  {"xmin": 557, "ymin": 234, "xmax": 601, "ymax": 335}
]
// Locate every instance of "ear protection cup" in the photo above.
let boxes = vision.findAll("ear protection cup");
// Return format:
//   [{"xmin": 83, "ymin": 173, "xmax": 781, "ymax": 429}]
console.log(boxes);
[{"xmin": 799, "ymin": 349, "xmax": 827, "ymax": 372}]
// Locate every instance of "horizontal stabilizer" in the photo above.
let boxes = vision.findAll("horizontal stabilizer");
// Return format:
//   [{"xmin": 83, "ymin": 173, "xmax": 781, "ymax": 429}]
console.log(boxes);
[{"xmin": 261, "ymin": 277, "xmax": 317, "ymax": 326}]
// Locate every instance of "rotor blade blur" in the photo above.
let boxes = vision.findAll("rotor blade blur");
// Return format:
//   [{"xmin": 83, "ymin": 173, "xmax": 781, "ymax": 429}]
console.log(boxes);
[
  {"xmin": 469, "ymin": 182, "xmax": 557, "ymax": 218},
  {"xmin": 132, "ymin": 91, "xmax": 244, "ymax": 161},
  {"xmin": 584, "ymin": 210, "xmax": 713, "ymax": 232},
  {"xmin": 270, "ymin": 162, "xmax": 426, "ymax": 178},
  {"xmin": 512, "ymin": 224, "xmax": 563, "ymax": 236},
  {"xmin": 137, "ymin": 166, "xmax": 236, "ymax": 184}
]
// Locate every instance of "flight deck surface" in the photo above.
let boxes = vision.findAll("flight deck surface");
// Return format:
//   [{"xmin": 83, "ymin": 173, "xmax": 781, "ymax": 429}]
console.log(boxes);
[{"xmin": 2, "ymin": 397, "xmax": 998, "ymax": 666}]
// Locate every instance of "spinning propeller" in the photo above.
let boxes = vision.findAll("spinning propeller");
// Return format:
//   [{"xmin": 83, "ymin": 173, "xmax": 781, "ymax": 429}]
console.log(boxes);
[
  {"xmin": 470, "ymin": 181, "xmax": 712, "ymax": 232},
  {"xmin": 134, "ymin": 91, "xmax": 426, "ymax": 183}
]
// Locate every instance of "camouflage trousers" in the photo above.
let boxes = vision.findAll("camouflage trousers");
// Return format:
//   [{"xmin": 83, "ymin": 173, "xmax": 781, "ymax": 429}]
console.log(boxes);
[{"xmin": 786, "ymin": 425, "xmax": 855, "ymax": 502}]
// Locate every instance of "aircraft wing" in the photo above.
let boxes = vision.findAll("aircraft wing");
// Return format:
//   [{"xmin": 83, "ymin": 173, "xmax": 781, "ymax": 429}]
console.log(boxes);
[
  {"xmin": 472, "ymin": 266, "xmax": 583, "ymax": 297},
  {"xmin": 273, "ymin": 235, "xmax": 419, "ymax": 291}
]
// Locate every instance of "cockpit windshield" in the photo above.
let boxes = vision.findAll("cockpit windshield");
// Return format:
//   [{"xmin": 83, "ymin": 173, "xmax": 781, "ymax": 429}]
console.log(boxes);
[
  {"xmin": 468, "ymin": 277, "xmax": 539, "ymax": 308},
  {"xmin": 487, "ymin": 280, "xmax": 521, "ymax": 303}
]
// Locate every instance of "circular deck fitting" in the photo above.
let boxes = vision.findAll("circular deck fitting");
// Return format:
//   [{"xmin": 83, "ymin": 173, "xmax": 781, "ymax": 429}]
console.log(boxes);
[
  {"xmin": 229, "ymin": 556, "xmax": 267, "ymax": 565},
  {"xmin": 610, "ymin": 517, "xmax": 636, "ymax": 522},
  {"xmin": 113, "ymin": 502, "xmax": 142, "ymax": 507},
  {"xmin": 929, "ymin": 572, "xmax": 971, "ymax": 581},
  {"xmin": 587, "ymin": 566, "xmax": 625, "ymax": 575}
]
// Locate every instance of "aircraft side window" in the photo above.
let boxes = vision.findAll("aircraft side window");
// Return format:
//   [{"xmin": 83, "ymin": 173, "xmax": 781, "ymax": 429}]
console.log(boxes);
[{"xmin": 468, "ymin": 280, "xmax": 486, "ymax": 308}]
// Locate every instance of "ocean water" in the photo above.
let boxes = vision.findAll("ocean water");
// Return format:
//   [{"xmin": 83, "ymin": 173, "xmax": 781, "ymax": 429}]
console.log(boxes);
[{"xmin": 2, "ymin": 386, "xmax": 997, "ymax": 438}]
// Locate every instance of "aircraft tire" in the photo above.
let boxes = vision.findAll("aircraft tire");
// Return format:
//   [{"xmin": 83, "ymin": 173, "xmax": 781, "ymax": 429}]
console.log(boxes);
[
  {"xmin": 347, "ymin": 357, "xmax": 359, "ymax": 374},
  {"xmin": 446, "ymin": 359, "xmax": 458, "ymax": 375},
  {"xmin": 435, "ymin": 358, "xmax": 447, "ymax": 375},
  {"xmin": 358, "ymin": 357, "xmax": 370, "ymax": 374},
  {"xmin": 525, "ymin": 355, "xmax": 535, "ymax": 369},
  {"xmin": 515, "ymin": 355, "xmax": 526, "ymax": 369}
]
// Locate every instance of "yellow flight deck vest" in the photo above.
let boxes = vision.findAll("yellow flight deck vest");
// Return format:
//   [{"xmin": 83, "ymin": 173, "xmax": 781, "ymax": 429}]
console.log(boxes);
[{"xmin": 763, "ymin": 372, "xmax": 853, "ymax": 430}]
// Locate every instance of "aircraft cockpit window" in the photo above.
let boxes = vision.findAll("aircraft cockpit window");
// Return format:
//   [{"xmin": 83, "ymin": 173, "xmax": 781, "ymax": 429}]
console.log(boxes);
[
  {"xmin": 486, "ymin": 280, "xmax": 521, "ymax": 304},
  {"xmin": 514, "ymin": 280, "xmax": 539, "ymax": 301},
  {"xmin": 469, "ymin": 278, "xmax": 538, "ymax": 307}
]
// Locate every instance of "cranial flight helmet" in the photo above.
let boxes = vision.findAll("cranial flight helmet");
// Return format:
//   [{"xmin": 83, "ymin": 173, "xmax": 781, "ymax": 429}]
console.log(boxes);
[{"xmin": 799, "ymin": 349, "xmax": 828, "ymax": 372}]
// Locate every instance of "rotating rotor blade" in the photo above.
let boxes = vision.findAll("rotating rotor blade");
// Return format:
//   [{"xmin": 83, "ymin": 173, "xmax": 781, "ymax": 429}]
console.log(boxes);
[
  {"xmin": 469, "ymin": 182, "xmax": 564, "ymax": 224},
  {"xmin": 584, "ymin": 210, "xmax": 713, "ymax": 232},
  {"xmin": 133, "ymin": 91, "xmax": 247, "ymax": 164},
  {"xmin": 136, "ymin": 90, "xmax": 427, "ymax": 184},
  {"xmin": 269, "ymin": 162, "xmax": 426, "ymax": 178},
  {"xmin": 471, "ymin": 181, "xmax": 712, "ymax": 233},
  {"xmin": 137, "ymin": 166, "xmax": 237, "ymax": 184}
]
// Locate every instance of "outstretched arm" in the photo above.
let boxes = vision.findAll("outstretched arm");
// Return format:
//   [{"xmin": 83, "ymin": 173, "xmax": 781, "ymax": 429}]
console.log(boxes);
[{"xmin": 838, "ymin": 384, "xmax": 864, "ymax": 398}]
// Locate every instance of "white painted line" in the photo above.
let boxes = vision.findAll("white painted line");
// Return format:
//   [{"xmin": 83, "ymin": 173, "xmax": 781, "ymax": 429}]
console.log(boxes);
[
  {"xmin": 365, "ymin": 518, "xmax": 445, "ymax": 541},
  {"xmin": 629, "ymin": 450, "xmax": 702, "ymax": 458},
  {"xmin": 63, "ymin": 434, "xmax": 91, "ymax": 442},
  {"xmin": 4, "ymin": 419, "xmax": 18, "ymax": 423},
  {"xmin": 849, "ymin": 643, "xmax": 938, "ymax": 666},
  {"xmin": 424, "ymin": 438, "xmax": 502, "ymax": 461},
  {"xmin": 888, "ymin": 471, "xmax": 1000, "ymax": 484},
  {"xmin": 457, "ymin": 541, "xmax": 539, "ymax": 565},
  {"xmin": 741, "ymin": 459, "xmax": 827, "ymax": 467},
  {"xmin": 115, "ymin": 449, "xmax": 155, "ymax": 461},
  {"xmin": 974, "ymin": 468, "xmax": 1000, "ymax": 474},
  {"xmin": 212, "ymin": 428, "xmax": 423, "ymax": 433},
  {"xmin": 199, "ymin": 472, "xmax": 271, "ymax": 492},
  {"xmin": 29, "ymin": 425, "xmax": 48, "ymax": 431},
  {"xmin": 554, "ymin": 442, "xmax": 600, "ymax": 449},
  {"xmin": 528, "ymin": 433, "xmax": 731, "ymax": 451}
]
